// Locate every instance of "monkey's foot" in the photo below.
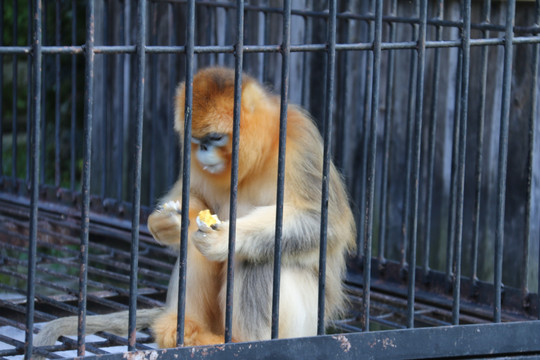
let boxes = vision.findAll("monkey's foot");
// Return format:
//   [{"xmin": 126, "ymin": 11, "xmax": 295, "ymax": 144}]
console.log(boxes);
[{"xmin": 152, "ymin": 312, "xmax": 223, "ymax": 348}]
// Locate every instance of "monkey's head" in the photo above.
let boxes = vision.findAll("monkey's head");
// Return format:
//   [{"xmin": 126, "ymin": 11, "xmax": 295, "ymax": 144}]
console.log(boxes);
[{"xmin": 174, "ymin": 67, "xmax": 279, "ymax": 185}]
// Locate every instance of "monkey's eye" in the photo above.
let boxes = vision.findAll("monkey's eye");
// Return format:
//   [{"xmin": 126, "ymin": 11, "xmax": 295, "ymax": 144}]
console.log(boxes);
[
  {"xmin": 209, "ymin": 134, "xmax": 223, "ymax": 142},
  {"xmin": 206, "ymin": 133, "xmax": 228, "ymax": 146}
]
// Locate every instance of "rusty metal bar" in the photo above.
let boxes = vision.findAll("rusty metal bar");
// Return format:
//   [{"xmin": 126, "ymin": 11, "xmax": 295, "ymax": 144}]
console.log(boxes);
[
  {"xmin": 77, "ymin": 0, "xmax": 96, "ymax": 355},
  {"xmin": 24, "ymin": 0, "xmax": 42, "ymax": 358},
  {"xmin": 128, "ymin": 0, "xmax": 147, "ymax": 350}
]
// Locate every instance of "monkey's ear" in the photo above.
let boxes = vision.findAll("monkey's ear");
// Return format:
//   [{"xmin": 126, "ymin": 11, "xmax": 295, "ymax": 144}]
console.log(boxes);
[
  {"xmin": 174, "ymin": 82, "xmax": 186, "ymax": 134},
  {"xmin": 241, "ymin": 82, "xmax": 267, "ymax": 113}
]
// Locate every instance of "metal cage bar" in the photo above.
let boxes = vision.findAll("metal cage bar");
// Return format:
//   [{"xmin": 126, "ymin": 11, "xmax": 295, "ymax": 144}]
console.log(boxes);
[
  {"xmin": 128, "ymin": 0, "xmax": 148, "ymax": 350},
  {"xmin": 317, "ymin": 0, "xmax": 337, "ymax": 336},
  {"xmin": 270, "ymin": 0, "xmax": 291, "ymax": 340},
  {"xmin": 362, "ymin": 0, "xmax": 383, "ymax": 333},
  {"xmin": 471, "ymin": 0, "xmax": 491, "ymax": 287},
  {"xmin": 0, "ymin": 0, "xmax": 539, "ymax": 358},
  {"xmin": 422, "ymin": 0, "xmax": 444, "ymax": 278},
  {"xmin": 494, "ymin": 0, "xmax": 516, "ymax": 323},
  {"xmin": 452, "ymin": 0, "xmax": 472, "ymax": 325},
  {"xmin": 223, "ymin": 0, "xmax": 244, "ymax": 343},
  {"xmin": 23, "ymin": 0, "xmax": 42, "ymax": 358},
  {"xmin": 177, "ymin": 0, "xmax": 196, "ymax": 347},
  {"xmin": 76, "ymin": 0, "xmax": 96, "ymax": 356},
  {"xmin": 408, "ymin": 0, "xmax": 428, "ymax": 329},
  {"xmin": 523, "ymin": 0, "xmax": 540, "ymax": 307}
]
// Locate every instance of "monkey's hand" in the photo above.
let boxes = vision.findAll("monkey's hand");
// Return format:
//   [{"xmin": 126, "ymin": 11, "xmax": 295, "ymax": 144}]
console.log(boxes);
[
  {"xmin": 191, "ymin": 221, "xmax": 229, "ymax": 262},
  {"xmin": 147, "ymin": 200, "xmax": 183, "ymax": 247}
]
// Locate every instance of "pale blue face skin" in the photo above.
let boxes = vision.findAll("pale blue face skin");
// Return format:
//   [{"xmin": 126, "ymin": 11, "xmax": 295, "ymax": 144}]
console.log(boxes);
[{"xmin": 192, "ymin": 133, "xmax": 229, "ymax": 174}]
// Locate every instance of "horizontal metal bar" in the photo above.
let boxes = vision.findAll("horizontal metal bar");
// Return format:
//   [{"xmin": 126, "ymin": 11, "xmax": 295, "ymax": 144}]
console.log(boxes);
[
  {"xmin": 149, "ymin": 0, "xmax": 540, "ymax": 34},
  {"xmin": 84, "ymin": 321, "xmax": 540, "ymax": 360},
  {"xmin": 1, "ymin": 36, "xmax": 539, "ymax": 56}
]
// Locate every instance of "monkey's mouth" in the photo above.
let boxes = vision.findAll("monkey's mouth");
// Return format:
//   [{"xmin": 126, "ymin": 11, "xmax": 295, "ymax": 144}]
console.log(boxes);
[
  {"xmin": 196, "ymin": 151, "xmax": 225, "ymax": 174},
  {"xmin": 202, "ymin": 163, "xmax": 225, "ymax": 174}
]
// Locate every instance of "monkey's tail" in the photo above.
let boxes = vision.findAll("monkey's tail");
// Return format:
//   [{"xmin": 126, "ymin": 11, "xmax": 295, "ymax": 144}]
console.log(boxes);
[{"xmin": 33, "ymin": 307, "xmax": 164, "ymax": 350}]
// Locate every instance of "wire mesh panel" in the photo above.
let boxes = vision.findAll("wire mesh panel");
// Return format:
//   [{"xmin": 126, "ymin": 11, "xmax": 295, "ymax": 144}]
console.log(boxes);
[{"xmin": 0, "ymin": 0, "xmax": 540, "ymax": 359}]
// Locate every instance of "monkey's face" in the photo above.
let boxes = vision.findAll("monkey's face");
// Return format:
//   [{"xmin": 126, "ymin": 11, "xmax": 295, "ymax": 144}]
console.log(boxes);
[{"xmin": 191, "ymin": 132, "xmax": 230, "ymax": 174}]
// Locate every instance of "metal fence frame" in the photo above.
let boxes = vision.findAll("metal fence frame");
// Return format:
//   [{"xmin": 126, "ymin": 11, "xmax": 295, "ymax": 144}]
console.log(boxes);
[{"xmin": 0, "ymin": 0, "xmax": 540, "ymax": 359}]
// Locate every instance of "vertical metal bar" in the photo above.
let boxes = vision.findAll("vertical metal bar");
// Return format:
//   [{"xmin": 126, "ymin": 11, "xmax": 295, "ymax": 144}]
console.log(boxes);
[
  {"xmin": 78, "ymin": 0, "xmax": 95, "ymax": 355},
  {"xmin": 54, "ymin": 0, "xmax": 61, "ymax": 187},
  {"xmin": 472, "ymin": 0, "xmax": 491, "ymax": 285},
  {"xmin": 423, "ymin": 0, "xmax": 444, "ymax": 277},
  {"xmin": 317, "ymin": 0, "xmax": 337, "ymax": 336},
  {"xmin": 40, "ymin": 0, "xmax": 46, "ymax": 185},
  {"xmin": 0, "ymin": 0, "xmax": 3, "ymax": 177},
  {"xmin": 177, "ymin": 0, "xmax": 196, "ymax": 347},
  {"xmin": 494, "ymin": 0, "xmax": 516, "ymax": 324},
  {"xmin": 522, "ymin": 0, "xmax": 539, "ymax": 308},
  {"xmin": 128, "ymin": 0, "xmax": 147, "ymax": 350},
  {"xmin": 447, "ymin": 54, "xmax": 462, "ymax": 283},
  {"xmin": 149, "ymin": 2, "xmax": 157, "ymax": 204},
  {"xmin": 407, "ymin": 0, "xmax": 427, "ymax": 329},
  {"xmin": 522, "ymin": 0, "xmax": 539, "ymax": 303},
  {"xmin": 26, "ymin": 1, "xmax": 33, "ymax": 183},
  {"xmin": 271, "ymin": 0, "xmax": 291, "ymax": 340},
  {"xmin": 101, "ymin": 1, "xmax": 109, "ymax": 199},
  {"xmin": 401, "ymin": 21, "xmax": 419, "ymax": 271},
  {"xmin": 301, "ymin": 15, "xmax": 309, "ymax": 108},
  {"xmin": 71, "ymin": 0, "xmax": 77, "ymax": 192},
  {"xmin": 452, "ymin": 0, "xmax": 471, "ymax": 325},
  {"xmin": 530, "ymin": 0, "xmax": 540, "ymax": 320},
  {"xmin": 357, "ymin": 1, "xmax": 374, "ymax": 259},
  {"xmin": 167, "ymin": 4, "xmax": 178, "ymax": 188},
  {"xmin": 24, "ymin": 0, "xmax": 42, "ymax": 358},
  {"xmin": 12, "ymin": 0, "xmax": 18, "ymax": 179},
  {"xmin": 224, "ymin": 0, "xmax": 244, "ymax": 343},
  {"xmin": 120, "ymin": 1, "xmax": 131, "ymax": 201},
  {"xmin": 378, "ymin": 0, "xmax": 398, "ymax": 266},
  {"xmin": 362, "ymin": 0, "xmax": 382, "ymax": 333}
]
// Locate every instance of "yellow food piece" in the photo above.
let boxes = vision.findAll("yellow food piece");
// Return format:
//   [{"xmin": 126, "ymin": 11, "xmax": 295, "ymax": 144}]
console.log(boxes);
[{"xmin": 198, "ymin": 209, "xmax": 218, "ymax": 227}]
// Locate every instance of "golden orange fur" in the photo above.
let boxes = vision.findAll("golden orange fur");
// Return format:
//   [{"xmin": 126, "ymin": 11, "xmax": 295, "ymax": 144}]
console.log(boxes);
[
  {"xmin": 147, "ymin": 67, "xmax": 356, "ymax": 346},
  {"xmin": 34, "ymin": 67, "xmax": 355, "ymax": 352}
]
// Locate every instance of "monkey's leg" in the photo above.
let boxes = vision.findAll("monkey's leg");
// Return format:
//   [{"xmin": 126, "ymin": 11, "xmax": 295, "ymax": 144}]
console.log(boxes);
[
  {"xmin": 152, "ymin": 310, "xmax": 224, "ymax": 347},
  {"xmin": 227, "ymin": 264, "xmax": 318, "ymax": 342}
]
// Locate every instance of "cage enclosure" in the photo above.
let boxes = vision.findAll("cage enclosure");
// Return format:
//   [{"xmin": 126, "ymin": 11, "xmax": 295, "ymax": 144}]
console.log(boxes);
[{"xmin": 0, "ymin": 0, "xmax": 540, "ymax": 359}]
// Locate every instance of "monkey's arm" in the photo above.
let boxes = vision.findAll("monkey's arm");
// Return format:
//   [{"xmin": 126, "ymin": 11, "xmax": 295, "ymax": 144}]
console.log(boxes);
[
  {"xmin": 147, "ymin": 188, "xmax": 208, "ymax": 249},
  {"xmin": 192, "ymin": 204, "xmax": 327, "ymax": 262}
]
